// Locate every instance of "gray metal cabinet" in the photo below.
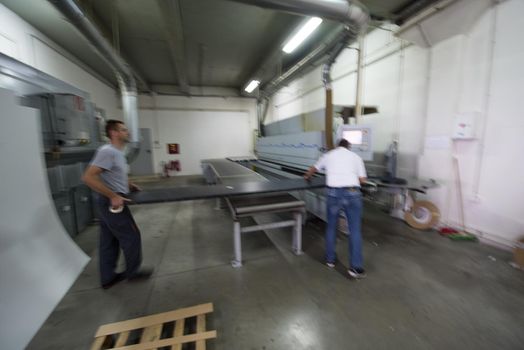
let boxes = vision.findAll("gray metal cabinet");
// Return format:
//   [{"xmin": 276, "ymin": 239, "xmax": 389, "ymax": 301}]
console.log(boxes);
[
  {"xmin": 73, "ymin": 185, "xmax": 93, "ymax": 233},
  {"xmin": 52, "ymin": 190, "xmax": 77, "ymax": 237}
]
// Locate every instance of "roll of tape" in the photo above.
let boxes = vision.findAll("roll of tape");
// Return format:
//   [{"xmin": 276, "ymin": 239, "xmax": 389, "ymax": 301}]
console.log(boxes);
[
  {"xmin": 404, "ymin": 200, "xmax": 440, "ymax": 230},
  {"xmin": 109, "ymin": 206, "xmax": 124, "ymax": 214}
]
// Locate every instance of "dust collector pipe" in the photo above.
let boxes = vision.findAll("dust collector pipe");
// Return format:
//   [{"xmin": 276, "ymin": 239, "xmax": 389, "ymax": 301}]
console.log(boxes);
[
  {"xmin": 233, "ymin": 0, "xmax": 369, "ymax": 146},
  {"xmin": 48, "ymin": 0, "xmax": 140, "ymax": 162},
  {"xmin": 231, "ymin": 0, "xmax": 368, "ymax": 98},
  {"xmin": 229, "ymin": 0, "xmax": 368, "ymax": 24}
]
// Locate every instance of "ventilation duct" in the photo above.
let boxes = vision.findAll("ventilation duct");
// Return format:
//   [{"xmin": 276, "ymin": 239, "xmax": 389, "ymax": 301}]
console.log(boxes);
[
  {"xmin": 48, "ymin": 0, "xmax": 140, "ymax": 162},
  {"xmin": 231, "ymin": 0, "xmax": 369, "ymax": 144},
  {"xmin": 229, "ymin": 0, "xmax": 368, "ymax": 24}
]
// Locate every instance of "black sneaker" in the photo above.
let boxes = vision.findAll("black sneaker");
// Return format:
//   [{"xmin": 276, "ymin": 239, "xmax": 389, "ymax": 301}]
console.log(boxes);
[
  {"xmin": 102, "ymin": 272, "xmax": 125, "ymax": 289},
  {"xmin": 347, "ymin": 268, "xmax": 366, "ymax": 279},
  {"xmin": 128, "ymin": 267, "xmax": 154, "ymax": 281}
]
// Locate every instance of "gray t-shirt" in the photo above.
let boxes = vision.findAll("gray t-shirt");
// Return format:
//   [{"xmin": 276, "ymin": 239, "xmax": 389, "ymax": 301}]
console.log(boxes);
[{"xmin": 90, "ymin": 144, "xmax": 129, "ymax": 194}]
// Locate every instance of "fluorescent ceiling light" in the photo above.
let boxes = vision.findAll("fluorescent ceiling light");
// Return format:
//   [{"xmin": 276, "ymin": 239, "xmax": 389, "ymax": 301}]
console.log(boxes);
[
  {"xmin": 282, "ymin": 17, "xmax": 323, "ymax": 54},
  {"xmin": 244, "ymin": 80, "xmax": 260, "ymax": 93}
]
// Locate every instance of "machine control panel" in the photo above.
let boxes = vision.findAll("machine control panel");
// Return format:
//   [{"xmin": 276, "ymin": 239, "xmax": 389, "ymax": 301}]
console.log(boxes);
[{"xmin": 336, "ymin": 125, "xmax": 373, "ymax": 161}]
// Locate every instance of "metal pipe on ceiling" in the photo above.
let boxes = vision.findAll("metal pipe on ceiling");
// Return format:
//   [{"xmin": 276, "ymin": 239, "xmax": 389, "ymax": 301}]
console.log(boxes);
[
  {"xmin": 261, "ymin": 25, "xmax": 349, "ymax": 98},
  {"xmin": 231, "ymin": 0, "xmax": 369, "ymax": 141},
  {"xmin": 48, "ymin": 0, "xmax": 140, "ymax": 162},
  {"xmin": 228, "ymin": 0, "xmax": 368, "ymax": 25}
]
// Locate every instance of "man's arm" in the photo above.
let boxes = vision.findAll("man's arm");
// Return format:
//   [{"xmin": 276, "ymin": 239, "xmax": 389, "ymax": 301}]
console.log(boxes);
[
  {"xmin": 303, "ymin": 166, "xmax": 318, "ymax": 181},
  {"xmin": 82, "ymin": 165, "xmax": 129, "ymax": 208},
  {"xmin": 358, "ymin": 157, "xmax": 367, "ymax": 185}
]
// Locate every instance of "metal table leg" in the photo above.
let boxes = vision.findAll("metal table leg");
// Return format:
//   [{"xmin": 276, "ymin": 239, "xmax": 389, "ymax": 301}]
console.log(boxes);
[
  {"xmin": 231, "ymin": 221, "xmax": 242, "ymax": 267},
  {"xmin": 292, "ymin": 212, "xmax": 303, "ymax": 255}
]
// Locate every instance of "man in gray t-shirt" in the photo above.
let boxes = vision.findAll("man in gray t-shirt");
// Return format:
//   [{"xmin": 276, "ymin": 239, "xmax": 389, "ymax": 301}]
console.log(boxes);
[
  {"xmin": 83, "ymin": 120, "xmax": 152, "ymax": 289},
  {"xmin": 90, "ymin": 143, "xmax": 129, "ymax": 195}
]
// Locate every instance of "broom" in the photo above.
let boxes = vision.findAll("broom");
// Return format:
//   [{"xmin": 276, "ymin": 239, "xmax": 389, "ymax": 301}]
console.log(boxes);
[{"xmin": 448, "ymin": 142, "xmax": 477, "ymax": 241}]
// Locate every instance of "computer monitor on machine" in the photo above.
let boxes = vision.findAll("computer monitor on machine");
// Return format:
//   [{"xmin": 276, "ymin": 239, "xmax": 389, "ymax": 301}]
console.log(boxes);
[{"xmin": 336, "ymin": 125, "xmax": 373, "ymax": 161}]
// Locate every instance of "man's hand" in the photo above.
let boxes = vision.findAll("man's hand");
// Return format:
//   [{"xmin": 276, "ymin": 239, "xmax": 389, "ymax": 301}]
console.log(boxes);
[
  {"xmin": 110, "ymin": 195, "xmax": 131, "ymax": 210},
  {"xmin": 129, "ymin": 183, "xmax": 142, "ymax": 192},
  {"xmin": 303, "ymin": 166, "xmax": 317, "ymax": 181}
]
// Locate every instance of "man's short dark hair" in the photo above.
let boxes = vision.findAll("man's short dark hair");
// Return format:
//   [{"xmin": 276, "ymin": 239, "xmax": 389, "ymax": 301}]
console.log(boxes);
[
  {"xmin": 105, "ymin": 120, "xmax": 124, "ymax": 138},
  {"xmin": 338, "ymin": 139, "xmax": 351, "ymax": 149}
]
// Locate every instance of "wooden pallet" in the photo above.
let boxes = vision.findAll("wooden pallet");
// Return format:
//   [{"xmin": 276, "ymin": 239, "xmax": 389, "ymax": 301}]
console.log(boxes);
[{"xmin": 91, "ymin": 302, "xmax": 216, "ymax": 350}]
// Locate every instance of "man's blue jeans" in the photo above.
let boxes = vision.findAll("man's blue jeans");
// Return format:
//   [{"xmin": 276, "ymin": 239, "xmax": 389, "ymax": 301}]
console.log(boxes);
[{"xmin": 325, "ymin": 187, "xmax": 364, "ymax": 269}]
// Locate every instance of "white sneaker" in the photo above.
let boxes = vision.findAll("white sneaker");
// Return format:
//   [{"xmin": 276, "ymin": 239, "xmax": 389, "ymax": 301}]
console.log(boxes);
[{"xmin": 348, "ymin": 268, "xmax": 366, "ymax": 279}]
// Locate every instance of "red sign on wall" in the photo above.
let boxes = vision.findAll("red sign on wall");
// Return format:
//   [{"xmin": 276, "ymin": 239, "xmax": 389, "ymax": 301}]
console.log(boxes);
[{"xmin": 167, "ymin": 143, "xmax": 180, "ymax": 154}]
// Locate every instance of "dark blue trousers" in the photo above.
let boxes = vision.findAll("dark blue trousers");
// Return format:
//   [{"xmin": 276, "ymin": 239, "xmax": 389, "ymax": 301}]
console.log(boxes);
[
  {"xmin": 325, "ymin": 187, "xmax": 364, "ymax": 269},
  {"xmin": 96, "ymin": 194, "xmax": 142, "ymax": 285}
]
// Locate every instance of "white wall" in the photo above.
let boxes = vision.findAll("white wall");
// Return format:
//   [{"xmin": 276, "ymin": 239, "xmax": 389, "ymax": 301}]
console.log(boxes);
[
  {"xmin": 136, "ymin": 94, "xmax": 257, "ymax": 175},
  {"xmin": 0, "ymin": 4, "xmax": 118, "ymax": 117},
  {"xmin": 420, "ymin": 0, "xmax": 524, "ymax": 248},
  {"xmin": 266, "ymin": 0, "xmax": 524, "ymax": 249}
]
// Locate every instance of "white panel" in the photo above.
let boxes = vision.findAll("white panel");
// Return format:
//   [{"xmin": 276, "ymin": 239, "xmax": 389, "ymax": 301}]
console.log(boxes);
[{"xmin": 0, "ymin": 89, "xmax": 89, "ymax": 350}]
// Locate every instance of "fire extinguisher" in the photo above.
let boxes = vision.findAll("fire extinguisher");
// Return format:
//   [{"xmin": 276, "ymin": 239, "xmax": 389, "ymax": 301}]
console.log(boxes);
[
  {"xmin": 170, "ymin": 160, "xmax": 180, "ymax": 172},
  {"xmin": 161, "ymin": 161, "xmax": 169, "ymax": 177}
]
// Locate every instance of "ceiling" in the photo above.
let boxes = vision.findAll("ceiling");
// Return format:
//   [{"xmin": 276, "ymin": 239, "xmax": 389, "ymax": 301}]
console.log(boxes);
[{"xmin": 0, "ymin": 0, "xmax": 440, "ymax": 97}]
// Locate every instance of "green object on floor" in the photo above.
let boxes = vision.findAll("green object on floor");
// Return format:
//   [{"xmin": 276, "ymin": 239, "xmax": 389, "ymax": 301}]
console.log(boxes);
[{"xmin": 448, "ymin": 233, "xmax": 477, "ymax": 241}]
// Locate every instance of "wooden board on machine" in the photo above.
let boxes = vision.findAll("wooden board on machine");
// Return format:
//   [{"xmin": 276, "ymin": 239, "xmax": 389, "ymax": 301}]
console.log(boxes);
[{"xmin": 90, "ymin": 302, "xmax": 216, "ymax": 350}]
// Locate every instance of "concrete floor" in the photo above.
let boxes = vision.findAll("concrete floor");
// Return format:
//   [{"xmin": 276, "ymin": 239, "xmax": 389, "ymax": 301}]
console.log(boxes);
[{"xmin": 28, "ymin": 176, "xmax": 524, "ymax": 349}]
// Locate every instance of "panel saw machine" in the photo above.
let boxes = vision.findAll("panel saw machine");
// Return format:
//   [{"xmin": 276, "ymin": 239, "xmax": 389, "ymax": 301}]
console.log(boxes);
[{"xmin": 249, "ymin": 125, "xmax": 440, "ymax": 230}]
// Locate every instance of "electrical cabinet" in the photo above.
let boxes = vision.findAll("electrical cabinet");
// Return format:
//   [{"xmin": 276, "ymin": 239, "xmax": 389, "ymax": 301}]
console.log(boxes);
[
  {"xmin": 73, "ymin": 184, "xmax": 93, "ymax": 233},
  {"xmin": 53, "ymin": 190, "xmax": 77, "ymax": 237}
]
